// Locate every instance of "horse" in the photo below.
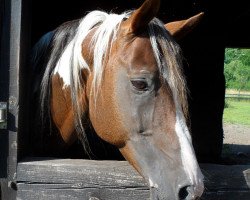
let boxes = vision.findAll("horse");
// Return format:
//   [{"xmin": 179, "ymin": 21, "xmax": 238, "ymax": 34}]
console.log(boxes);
[{"xmin": 31, "ymin": 0, "xmax": 204, "ymax": 199}]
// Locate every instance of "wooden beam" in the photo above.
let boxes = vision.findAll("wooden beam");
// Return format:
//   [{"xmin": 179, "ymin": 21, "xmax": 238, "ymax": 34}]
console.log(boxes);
[
  {"xmin": 16, "ymin": 158, "xmax": 250, "ymax": 200},
  {"xmin": 1, "ymin": 0, "xmax": 23, "ymax": 199}
]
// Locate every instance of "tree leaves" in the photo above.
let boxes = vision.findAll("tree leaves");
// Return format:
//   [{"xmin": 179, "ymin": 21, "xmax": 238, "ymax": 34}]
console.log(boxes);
[{"xmin": 224, "ymin": 48, "xmax": 250, "ymax": 91}]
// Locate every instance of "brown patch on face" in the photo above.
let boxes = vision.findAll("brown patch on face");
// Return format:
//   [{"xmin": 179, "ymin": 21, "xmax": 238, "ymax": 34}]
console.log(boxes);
[
  {"xmin": 131, "ymin": 37, "xmax": 179, "ymax": 148},
  {"xmin": 117, "ymin": 32, "xmax": 178, "ymax": 139},
  {"xmin": 152, "ymin": 84, "xmax": 180, "ymax": 152},
  {"xmin": 117, "ymin": 33, "xmax": 158, "ymax": 74}
]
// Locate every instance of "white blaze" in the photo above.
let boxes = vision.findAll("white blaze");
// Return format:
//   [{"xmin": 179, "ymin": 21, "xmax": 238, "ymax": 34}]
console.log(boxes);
[{"xmin": 175, "ymin": 101, "xmax": 204, "ymax": 197}]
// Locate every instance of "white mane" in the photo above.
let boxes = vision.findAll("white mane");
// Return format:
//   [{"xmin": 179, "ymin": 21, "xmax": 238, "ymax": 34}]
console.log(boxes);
[{"xmin": 54, "ymin": 11, "xmax": 130, "ymax": 91}]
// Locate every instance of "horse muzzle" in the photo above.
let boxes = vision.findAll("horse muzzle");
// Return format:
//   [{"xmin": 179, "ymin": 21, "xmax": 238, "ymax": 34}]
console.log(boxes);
[{"xmin": 122, "ymin": 137, "xmax": 204, "ymax": 200}]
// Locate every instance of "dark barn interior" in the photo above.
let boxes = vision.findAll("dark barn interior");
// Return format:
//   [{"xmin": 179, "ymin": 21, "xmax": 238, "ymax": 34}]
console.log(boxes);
[
  {"xmin": 1, "ymin": 0, "xmax": 250, "ymax": 199},
  {"xmin": 27, "ymin": 0, "xmax": 250, "ymax": 163}
]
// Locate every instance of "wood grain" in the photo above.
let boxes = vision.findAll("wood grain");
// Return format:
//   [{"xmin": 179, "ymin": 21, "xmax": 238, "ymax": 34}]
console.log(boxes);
[{"xmin": 17, "ymin": 158, "xmax": 250, "ymax": 200}]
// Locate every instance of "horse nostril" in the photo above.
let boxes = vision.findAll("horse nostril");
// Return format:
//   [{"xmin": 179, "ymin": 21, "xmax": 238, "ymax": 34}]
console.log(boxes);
[
  {"xmin": 178, "ymin": 186, "xmax": 189, "ymax": 200},
  {"xmin": 178, "ymin": 185, "xmax": 197, "ymax": 200}
]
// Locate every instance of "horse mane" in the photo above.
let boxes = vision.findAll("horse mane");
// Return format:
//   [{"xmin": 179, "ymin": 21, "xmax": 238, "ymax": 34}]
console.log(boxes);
[{"xmin": 38, "ymin": 10, "xmax": 188, "ymax": 152}]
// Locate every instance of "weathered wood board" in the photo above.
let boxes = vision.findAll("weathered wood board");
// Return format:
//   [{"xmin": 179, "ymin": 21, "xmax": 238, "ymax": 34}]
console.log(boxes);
[
  {"xmin": 17, "ymin": 158, "xmax": 148, "ymax": 200},
  {"xmin": 16, "ymin": 158, "xmax": 250, "ymax": 200}
]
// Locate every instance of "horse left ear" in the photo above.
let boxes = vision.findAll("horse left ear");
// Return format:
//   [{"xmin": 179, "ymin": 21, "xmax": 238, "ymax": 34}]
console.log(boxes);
[
  {"xmin": 165, "ymin": 12, "xmax": 204, "ymax": 40},
  {"xmin": 125, "ymin": 0, "xmax": 161, "ymax": 33}
]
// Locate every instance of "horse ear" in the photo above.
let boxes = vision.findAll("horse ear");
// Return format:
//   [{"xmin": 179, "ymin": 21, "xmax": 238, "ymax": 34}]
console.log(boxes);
[
  {"xmin": 165, "ymin": 12, "xmax": 204, "ymax": 40},
  {"xmin": 125, "ymin": 0, "xmax": 160, "ymax": 33}
]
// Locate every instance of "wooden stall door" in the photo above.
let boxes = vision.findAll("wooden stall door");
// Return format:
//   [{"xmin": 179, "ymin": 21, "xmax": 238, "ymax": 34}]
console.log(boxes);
[{"xmin": 0, "ymin": 0, "xmax": 23, "ymax": 199}]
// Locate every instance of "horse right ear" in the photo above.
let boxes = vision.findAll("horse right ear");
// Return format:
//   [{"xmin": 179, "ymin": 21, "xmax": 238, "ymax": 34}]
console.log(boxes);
[
  {"xmin": 165, "ymin": 12, "xmax": 204, "ymax": 40},
  {"xmin": 124, "ymin": 0, "xmax": 160, "ymax": 34}
]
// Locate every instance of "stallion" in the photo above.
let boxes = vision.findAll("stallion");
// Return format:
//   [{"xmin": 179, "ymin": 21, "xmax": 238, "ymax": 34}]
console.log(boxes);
[{"xmin": 31, "ymin": 0, "xmax": 204, "ymax": 199}]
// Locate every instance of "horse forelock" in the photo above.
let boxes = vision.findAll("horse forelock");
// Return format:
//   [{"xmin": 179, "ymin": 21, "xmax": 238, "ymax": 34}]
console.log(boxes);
[{"xmin": 148, "ymin": 19, "xmax": 188, "ymax": 119}]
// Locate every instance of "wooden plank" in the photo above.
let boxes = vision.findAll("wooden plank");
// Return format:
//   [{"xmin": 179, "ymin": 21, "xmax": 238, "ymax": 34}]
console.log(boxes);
[
  {"xmin": 201, "ymin": 191, "xmax": 250, "ymax": 200},
  {"xmin": 6, "ymin": 0, "xmax": 22, "ymax": 197},
  {"xmin": 17, "ymin": 158, "xmax": 250, "ymax": 200},
  {"xmin": 17, "ymin": 158, "xmax": 149, "ymax": 200},
  {"xmin": 17, "ymin": 188, "xmax": 150, "ymax": 200},
  {"xmin": 17, "ymin": 158, "xmax": 147, "ymax": 187},
  {"xmin": 201, "ymin": 164, "xmax": 250, "ymax": 190},
  {"xmin": 0, "ymin": 0, "xmax": 23, "ymax": 199}
]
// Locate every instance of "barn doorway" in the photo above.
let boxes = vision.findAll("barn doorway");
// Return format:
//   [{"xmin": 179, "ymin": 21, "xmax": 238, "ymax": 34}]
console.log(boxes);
[{"xmin": 223, "ymin": 47, "xmax": 250, "ymax": 164}]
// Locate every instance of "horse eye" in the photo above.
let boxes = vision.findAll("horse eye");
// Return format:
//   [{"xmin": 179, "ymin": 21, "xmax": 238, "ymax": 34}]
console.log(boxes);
[{"xmin": 131, "ymin": 80, "xmax": 148, "ymax": 91}]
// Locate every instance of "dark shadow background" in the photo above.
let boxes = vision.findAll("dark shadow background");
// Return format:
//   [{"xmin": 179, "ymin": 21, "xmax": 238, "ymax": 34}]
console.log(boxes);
[
  {"xmin": 21, "ymin": 0, "xmax": 250, "ymax": 162},
  {"xmin": 222, "ymin": 144, "xmax": 250, "ymax": 164}
]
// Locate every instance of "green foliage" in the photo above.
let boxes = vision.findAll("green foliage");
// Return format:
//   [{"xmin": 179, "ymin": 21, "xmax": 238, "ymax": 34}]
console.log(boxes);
[{"xmin": 224, "ymin": 48, "xmax": 250, "ymax": 91}]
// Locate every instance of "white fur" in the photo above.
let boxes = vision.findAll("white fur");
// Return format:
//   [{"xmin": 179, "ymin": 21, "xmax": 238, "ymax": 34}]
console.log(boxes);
[
  {"xmin": 174, "ymin": 97, "xmax": 204, "ymax": 197},
  {"xmin": 53, "ymin": 41, "xmax": 74, "ymax": 88}
]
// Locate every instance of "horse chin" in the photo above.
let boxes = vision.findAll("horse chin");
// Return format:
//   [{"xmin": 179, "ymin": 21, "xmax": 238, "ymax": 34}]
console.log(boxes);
[{"xmin": 150, "ymin": 186, "xmax": 175, "ymax": 200}]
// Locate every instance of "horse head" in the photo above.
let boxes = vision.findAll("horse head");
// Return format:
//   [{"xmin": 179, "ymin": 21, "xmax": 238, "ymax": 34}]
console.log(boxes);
[
  {"xmin": 82, "ymin": 0, "xmax": 204, "ymax": 199},
  {"xmin": 39, "ymin": 0, "xmax": 205, "ymax": 199}
]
